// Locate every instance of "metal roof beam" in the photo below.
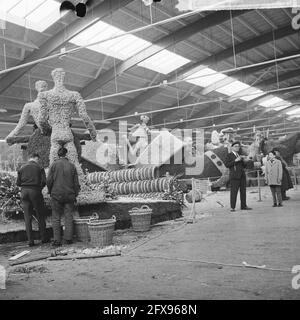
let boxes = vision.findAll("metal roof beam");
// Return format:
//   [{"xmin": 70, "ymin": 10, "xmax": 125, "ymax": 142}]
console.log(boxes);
[
  {"xmin": 182, "ymin": 24, "xmax": 298, "ymax": 80},
  {"xmin": 120, "ymin": 7, "xmax": 210, "ymax": 57},
  {"xmin": 0, "ymin": 34, "xmax": 38, "ymax": 51},
  {"xmin": 105, "ymin": 20, "xmax": 297, "ymax": 124},
  {"xmin": 150, "ymin": 96, "xmax": 200, "ymax": 125},
  {"xmin": 247, "ymin": 85, "xmax": 300, "ymax": 108},
  {"xmin": 171, "ymin": 102, "xmax": 227, "ymax": 130},
  {"xmin": 200, "ymin": 48, "xmax": 300, "ymax": 95},
  {"xmin": 80, "ymin": 10, "xmax": 246, "ymax": 99},
  {"xmin": 0, "ymin": 0, "xmax": 134, "ymax": 94},
  {"xmin": 182, "ymin": 105, "xmax": 267, "ymax": 130},
  {"xmin": 228, "ymin": 68, "xmax": 300, "ymax": 102}
]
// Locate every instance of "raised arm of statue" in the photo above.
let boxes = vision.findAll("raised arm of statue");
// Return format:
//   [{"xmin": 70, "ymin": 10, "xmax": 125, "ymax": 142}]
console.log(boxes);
[
  {"xmin": 37, "ymin": 92, "xmax": 49, "ymax": 135},
  {"xmin": 75, "ymin": 92, "xmax": 97, "ymax": 141},
  {"xmin": 5, "ymin": 103, "xmax": 31, "ymax": 142}
]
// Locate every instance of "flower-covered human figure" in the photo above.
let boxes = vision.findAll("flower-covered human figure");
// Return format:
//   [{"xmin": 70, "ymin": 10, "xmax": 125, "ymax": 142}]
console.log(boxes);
[
  {"xmin": 38, "ymin": 68, "xmax": 97, "ymax": 175},
  {"xmin": 125, "ymin": 115, "xmax": 151, "ymax": 164},
  {"xmin": 5, "ymin": 80, "xmax": 50, "ymax": 143}
]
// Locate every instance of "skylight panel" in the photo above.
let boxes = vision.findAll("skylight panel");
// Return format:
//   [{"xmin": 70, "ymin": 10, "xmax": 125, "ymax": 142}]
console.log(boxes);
[
  {"xmin": 138, "ymin": 50, "xmax": 190, "ymax": 74},
  {"xmin": 70, "ymin": 20, "xmax": 190, "ymax": 74},
  {"xmin": 70, "ymin": 20, "xmax": 150, "ymax": 61},
  {"xmin": 72, "ymin": 21, "xmax": 104, "ymax": 43},
  {"xmin": 110, "ymin": 36, "xmax": 148, "ymax": 57},
  {"xmin": 106, "ymin": 35, "xmax": 149, "ymax": 58},
  {"xmin": 216, "ymin": 80, "xmax": 250, "ymax": 96},
  {"xmin": 273, "ymin": 104, "xmax": 292, "ymax": 111},
  {"xmin": 0, "ymin": 0, "xmax": 20, "ymax": 12},
  {"xmin": 272, "ymin": 101, "xmax": 292, "ymax": 111},
  {"xmin": 288, "ymin": 113, "xmax": 300, "ymax": 118},
  {"xmin": 237, "ymin": 87, "xmax": 265, "ymax": 101},
  {"xmin": 0, "ymin": 0, "xmax": 66, "ymax": 32},
  {"xmin": 8, "ymin": 0, "xmax": 44, "ymax": 17},
  {"xmin": 26, "ymin": 1, "xmax": 61, "ymax": 29},
  {"xmin": 259, "ymin": 96, "xmax": 284, "ymax": 108},
  {"xmin": 185, "ymin": 67, "xmax": 227, "ymax": 87},
  {"xmin": 286, "ymin": 106, "xmax": 300, "ymax": 115}
]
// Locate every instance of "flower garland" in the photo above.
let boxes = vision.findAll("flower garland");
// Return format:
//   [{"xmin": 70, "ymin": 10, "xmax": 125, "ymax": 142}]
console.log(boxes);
[
  {"xmin": 162, "ymin": 175, "xmax": 186, "ymax": 208},
  {"xmin": 0, "ymin": 172, "xmax": 22, "ymax": 219}
]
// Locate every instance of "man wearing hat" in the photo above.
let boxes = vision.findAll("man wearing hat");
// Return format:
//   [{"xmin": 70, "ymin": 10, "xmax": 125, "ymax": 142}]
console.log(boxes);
[
  {"xmin": 224, "ymin": 141, "xmax": 253, "ymax": 212},
  {"xmin": 220, "ymin": 127, "xmax": 235, "ymax": 148}
]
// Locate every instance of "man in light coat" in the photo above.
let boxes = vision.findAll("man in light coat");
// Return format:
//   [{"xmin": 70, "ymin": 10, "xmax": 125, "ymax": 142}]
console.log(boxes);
[{"xmin": 265, "ymin": 151, "xmax": 283, "ymax": 207}]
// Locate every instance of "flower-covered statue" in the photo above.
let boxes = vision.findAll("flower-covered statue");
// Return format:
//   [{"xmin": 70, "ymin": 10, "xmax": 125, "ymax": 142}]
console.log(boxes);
[
  {"xmin": 5, "ymin": 80, "xmax": 50, "ymax": 142},
  {"xmin": 219, "ymin": 127, "xmax": 235, "ymax": 150},
  {"xmin": 125, "ymin": 115, "xmax": 151, "ymax": 164},
  {"xmin": 205, "ymin": 130, "xmax": 222, "ymax": 150},
  {"xmin": 248, "ymin": 130, "xmax": 264, "ymax": 162},
  {"xmin": 38, "ymin": 68, "xmax": 97, "ymax": 175},
  {"xmin": 130, "ymin": 115, "xmax": 151, "ymax": 137}
]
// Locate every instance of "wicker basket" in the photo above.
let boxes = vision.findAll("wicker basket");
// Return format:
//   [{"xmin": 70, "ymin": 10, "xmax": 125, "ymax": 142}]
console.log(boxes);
[
  {"xmin": 129, "ymin": 205, "xmax": 152, "ymax": 232},
  {"xmin": 87, "ymin": 215, "xmax": 116, "ymax": 247},
  {"xmin": 74, "ymin": 213, "xmax": 99, "ymax": 243}
]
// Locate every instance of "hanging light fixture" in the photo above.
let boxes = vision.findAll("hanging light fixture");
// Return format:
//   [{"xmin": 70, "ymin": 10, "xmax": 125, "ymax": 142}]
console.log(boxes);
[{"xmin": 60, "ymin": 0, "xmax": 94, "ymax": 18}]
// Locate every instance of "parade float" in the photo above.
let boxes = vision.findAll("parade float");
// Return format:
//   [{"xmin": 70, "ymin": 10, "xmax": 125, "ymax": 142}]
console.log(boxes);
[
  {"xmin": 2, "ymin": 69, "xmax": 300, "ymax": 241},
  {"xmin": 0, "ymin": 69, "xmax": 183, "ymax": 239}
]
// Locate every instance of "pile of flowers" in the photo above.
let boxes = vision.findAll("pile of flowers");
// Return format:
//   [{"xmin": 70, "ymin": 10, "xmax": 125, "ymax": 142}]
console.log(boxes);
[
  {"xmin": 0, "ymin": 172, "xmax": 22, "ymax": 219},
  {"xmin": 103, "ymin": 177, "xmax": 118, "ymax": 200},
  {"xmin": 162, "ymin": 175, "xmax": 186, "ymax": 208},
  {"xmin": 43, "ymin": 169, "xmax": 117, "ymax": 207},
  {"xmin": 81, "ymin": 170, "xmax": 117, "ymax": 203}
]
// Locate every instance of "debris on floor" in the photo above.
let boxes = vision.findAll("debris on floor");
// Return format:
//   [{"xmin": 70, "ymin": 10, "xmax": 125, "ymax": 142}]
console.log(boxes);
[{"xmin": 12, "ymin": 265, "xmax": 48, "ymax": 274}]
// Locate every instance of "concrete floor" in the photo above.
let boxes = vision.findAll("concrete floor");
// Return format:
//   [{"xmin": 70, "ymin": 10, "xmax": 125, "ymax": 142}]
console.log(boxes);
[{"xmin": 0, "ymin": 186, "xmax": 300, "ymax": 300}]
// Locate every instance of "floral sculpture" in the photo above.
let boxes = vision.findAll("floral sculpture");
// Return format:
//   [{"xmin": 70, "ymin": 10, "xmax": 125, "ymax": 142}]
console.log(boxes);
[
  {"xmin": 125, "ymin": 115, "xmax": 151, "ymax": 164},
  {"xmin": 5, "ymin": 80, "xmax": 50, "ymax": 141},
  {"xmin": 0, "ymin": 172, "xmax": 21, "ymax": 220},
  {"xmin": 38, "ymin": 68, "xmax": 97, "ymax": 176}
]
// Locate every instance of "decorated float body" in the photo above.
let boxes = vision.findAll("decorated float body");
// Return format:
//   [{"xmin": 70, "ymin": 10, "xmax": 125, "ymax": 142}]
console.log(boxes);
[
  {"xmin": 120, "ymin": 128, "xmax": 262, "ymax": 190},
  {"xmin": 259, "ymin": 132, "xmax": 300, "ymax": 164},
  {"xmin": 1, "ymin": 71, "xmax": 181, "ymax": 241},
  {"xmin": 1, "ymin": 127, "xmax": 183, "ymax": 235},
  {"xmin": 259, "ymin": 132, "xmax": 300, "ymax": 185},
  {"xmin": 83, "ymin": 127, "xmax": 264, "ymax": 195}
]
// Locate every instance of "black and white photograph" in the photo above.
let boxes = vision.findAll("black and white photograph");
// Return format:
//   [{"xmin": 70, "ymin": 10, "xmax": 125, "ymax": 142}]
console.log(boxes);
[{"xmin": 0, "ymin": 0, "xmax": 300, "ymax": 305}]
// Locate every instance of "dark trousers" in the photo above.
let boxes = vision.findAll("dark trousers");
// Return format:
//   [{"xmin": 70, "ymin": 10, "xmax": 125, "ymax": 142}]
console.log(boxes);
[
  {"xmin": 20, "ymin": 188, "xmax": 46, "ymax": 243},
  {"xmin": 270, "ymin": 185, "xmax": 282, "ymax": 205},
  {"xmin": 51, "ymin": 199, "xmax": 74, "ymax": 243},
  {"xmin": 230, "ymin": 175, "xmax": 247, "ymax": 209}
]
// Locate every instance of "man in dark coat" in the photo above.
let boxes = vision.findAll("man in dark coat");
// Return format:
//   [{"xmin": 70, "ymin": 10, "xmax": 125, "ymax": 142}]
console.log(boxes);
[
  {"xmin": 17, "ymin": 152, "xmax": 48, "ymax": 246},
  {"xmin": 47, "ymin": 147, "xmax": 80, "ymax": 246},
  {"xmin": 224, "ymin": 141, "xmax": 253, "ymax": 212}
]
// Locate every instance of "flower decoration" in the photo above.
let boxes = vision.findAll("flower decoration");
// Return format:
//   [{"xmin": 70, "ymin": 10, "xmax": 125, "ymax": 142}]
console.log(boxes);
[
  {"xmin": 162, "ymin": 175, "xmax": 186, "ymax": 208},
  {"xmin": 0, "ymin": 172, "xmax": 22, "ymax": 219}
]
